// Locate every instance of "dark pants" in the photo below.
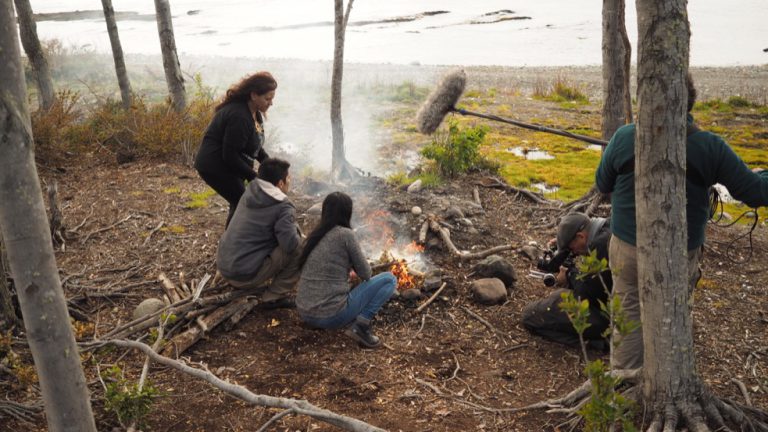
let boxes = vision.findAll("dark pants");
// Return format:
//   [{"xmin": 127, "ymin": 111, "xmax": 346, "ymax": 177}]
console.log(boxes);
[
  {"xmin": 198, "ymin": 170, "xmax": 245, "ymax": 227},
  {"xmin": 522, "ymin": 288, "xmax": 608, "ymax": 347}
]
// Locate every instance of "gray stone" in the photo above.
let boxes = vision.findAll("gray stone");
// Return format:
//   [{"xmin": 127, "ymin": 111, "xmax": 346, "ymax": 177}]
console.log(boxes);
[
  {"xmin": 470, "ymin": 278, "xmax": 507, "ymax": 305},
  {"xmin": 401, "ymin": 288, "xmax": 423, "ymax": 301},
  {"xmin": 445, "ymin": 206, "xmax": 465, "ymax": 219},
  {"xmin": 471, "ymin": 255, "xmax": 517, "ymax": 288},
  {"xmin": 133, "ymin": 298, "xmax": 166, "ymax": 321},
  {"xmin": 519, "ymin": 245, "xmax": 541, "ymax": 261},
  {"xmin": 423, "ymin": 274, "xmax": 443, "ymax": 291},
  {"xmin": 407, "ymin": 179, "xmax": 423, "ymax": 193},
  {"xmin": 411, "ymin": 206, "xmax": 423, "ymax": 216}
]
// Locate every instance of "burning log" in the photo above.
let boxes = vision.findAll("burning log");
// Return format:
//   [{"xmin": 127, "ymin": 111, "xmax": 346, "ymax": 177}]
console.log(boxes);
[{"xmin": 389, "ymin": 259, "xmax": 423, "ymax": 291}]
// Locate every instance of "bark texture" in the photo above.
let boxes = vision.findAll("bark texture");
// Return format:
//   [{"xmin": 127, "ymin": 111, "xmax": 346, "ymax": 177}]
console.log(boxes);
[
  {"xmin": 101, "ymin": 0, "xmax": 132, "ymax": 109},
  {"xmin": 0, "ymin": 4, "xmax": 97, "ymax": 430},
  {"xmin": 601, "ymin": 0, "xmax": 633, "ymax": 140},
  {"xmin": 0, "ymin": 238, "xmax": 20, "ymax": 330},
  {"xmin": 153, "ymin": 0, "xmax": 186, "ymax": 112},
  {"xmin": 635, "ymin": 0, "xmax": 698, "ymax": 422},
  {"xmin": 13, "ymin": 0, "xmax": 55, "ymax": 110},
  {"xmin": 330, "ymin": 0, "xmax": 354, "ymax": 176}
]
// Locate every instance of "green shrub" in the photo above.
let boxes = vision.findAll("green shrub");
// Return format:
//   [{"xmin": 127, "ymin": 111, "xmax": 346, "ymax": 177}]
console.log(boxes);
[
  {"xmin": 726, "ymin": 95, "xmax": 752, "ymax": 108},
  {"xmin": 420, "ymin": 120, "xmax": 488, "ymax": 177},
  {"xmin": 102, "ymin": 365, "xmax": 159, "ymax": 427}
]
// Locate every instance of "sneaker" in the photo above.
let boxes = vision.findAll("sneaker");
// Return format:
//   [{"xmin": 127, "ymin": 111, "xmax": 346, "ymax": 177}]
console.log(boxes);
[
  {"xmin": 343, "ymin": 319, "xmax": 381, "ymax": 348},
  {"xmin": 258, "ymin": 297, "xmax": 296, "ymax": 310}
]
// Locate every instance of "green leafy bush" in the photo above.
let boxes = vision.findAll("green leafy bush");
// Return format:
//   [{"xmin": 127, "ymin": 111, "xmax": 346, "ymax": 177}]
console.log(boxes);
[
  {"xmin": 420, "ymin": 120, "xmax": 489, "ymax": 177},
  {"xmin": 102, "ymin": 365, "xmax": 159, "ymax": 427}
]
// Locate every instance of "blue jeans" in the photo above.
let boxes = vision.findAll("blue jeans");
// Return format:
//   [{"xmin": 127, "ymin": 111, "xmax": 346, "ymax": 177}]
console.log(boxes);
[{"xmin": 301, "ymin": 272, "xmax": 397, "ymax": 329}]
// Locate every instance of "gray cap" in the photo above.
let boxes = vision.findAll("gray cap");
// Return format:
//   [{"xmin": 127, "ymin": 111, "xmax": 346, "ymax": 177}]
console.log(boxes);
[{"xmin": 556, "ymin": 212, "xmax": 590, "ymax": 251}]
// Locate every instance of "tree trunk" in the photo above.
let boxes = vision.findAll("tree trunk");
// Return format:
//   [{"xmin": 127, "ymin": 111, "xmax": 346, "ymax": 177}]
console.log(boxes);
[
  {"xmin": 0, "ymin": 237, "xmax": 20, "ymax": 330},
  {"xmin": 330, "ymin": 0, "xmax": 354, "ymax": 176},
  {"xmin": 0, "ymin": 4, "xmax": 97, "ymax": 430},
  {"xmin": 153, "ymin": 0, "xmax": 186, "ymax": 112},
  {"xmin": 635, "ymin": 0, "xmax": 697, "ymax": 422},
  {"xmin": 13, "ymin": 0, "xmax": 55, "ymax": 111},
  {"xmin": 601, "ymin": 0, "xmax": 633, "ymax": 141},
  {"xmin": 101, "ymin": 0, "xmax": 132, "ymax": 110}
]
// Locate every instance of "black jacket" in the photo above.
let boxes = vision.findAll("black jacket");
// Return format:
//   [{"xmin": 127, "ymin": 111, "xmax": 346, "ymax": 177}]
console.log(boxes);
[{"xmin": 194, "ymin": 101, "xmax": 269, "ymax": 181}]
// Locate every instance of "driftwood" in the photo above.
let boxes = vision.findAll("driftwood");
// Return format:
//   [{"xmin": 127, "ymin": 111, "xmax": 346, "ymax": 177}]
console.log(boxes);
[
  {"xmin": 84, "ymin": 339, "xmax": 387, "ymax": 432},
  {"xmin": 474, "ymin": 177, "xmax": 550, "ymax": 205},
  {"xmin": 158, "ymin": 272, "xmax": 183, "ymax": 303},
  {"xmin": 426, "ymin": 216, "xmax": 516, "ymax": 261},
  {"xmin": 418, "ymin": 220, "xmax": 429, "ymax": 244},
  {"xmin": 415, "ymin": 282, "xmax": 447, "ymax": 313},
  {"xmin": 161, "ymin": 297, "xmax": 256, "ymax": 357},
  {"xmin": 103, "ymin": 284, "xmax": 260, "ymax": 340}
]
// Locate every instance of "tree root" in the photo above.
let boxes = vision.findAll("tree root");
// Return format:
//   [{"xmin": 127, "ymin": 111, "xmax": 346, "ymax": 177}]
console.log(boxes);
[{"xmin": 510, "ymin": 369, "xmax": 768, "ymax": 432}]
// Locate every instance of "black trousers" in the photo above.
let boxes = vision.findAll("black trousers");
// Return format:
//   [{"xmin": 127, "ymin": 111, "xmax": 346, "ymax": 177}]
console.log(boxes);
[
  {"xmin": 521, "ymin": 288, "xmax": 608, "ymax": 347},
  {"xmin": 198, "ymin": 169, "xmax": 245, "ymax": 227}
]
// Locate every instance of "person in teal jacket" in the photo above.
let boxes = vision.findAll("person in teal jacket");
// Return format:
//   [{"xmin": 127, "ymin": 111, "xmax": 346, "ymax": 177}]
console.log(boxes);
[{"xmin": 595, "ymin": 74, "xmax": 768, "ymax": 369}]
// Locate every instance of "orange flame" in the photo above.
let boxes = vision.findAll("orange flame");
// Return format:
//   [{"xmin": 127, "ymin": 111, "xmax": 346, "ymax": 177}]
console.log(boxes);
[{"xmin": 390, "ymin": 259, "xmax": 416, "ymax": 291}]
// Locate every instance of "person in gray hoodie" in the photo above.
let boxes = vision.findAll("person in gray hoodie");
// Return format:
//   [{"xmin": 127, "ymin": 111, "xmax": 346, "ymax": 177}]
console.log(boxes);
[
  {"xmin": 296, "ymin": 192, "xmax": 396, "ymax": 348},
  {"xmin": 217, "ymin": 158, "xmax": 301, "ymax": 309}
]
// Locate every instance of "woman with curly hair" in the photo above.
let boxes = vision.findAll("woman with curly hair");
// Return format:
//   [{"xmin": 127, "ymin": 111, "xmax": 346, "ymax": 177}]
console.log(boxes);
[{"xmin": 195, "ymin": 71, "xmax": 277, "ymax": 227}]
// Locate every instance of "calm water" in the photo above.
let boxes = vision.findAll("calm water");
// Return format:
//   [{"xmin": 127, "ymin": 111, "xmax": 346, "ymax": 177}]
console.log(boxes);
[{"xmin": 33, "ymin": 0, "xmax": 768, "ymax": 66}]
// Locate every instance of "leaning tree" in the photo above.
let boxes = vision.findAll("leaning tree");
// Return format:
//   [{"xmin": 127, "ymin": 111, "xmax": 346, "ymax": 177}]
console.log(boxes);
[
  {"xmin": 153, "ymin": 0, "xmax": 186, "ymax": 112},
  {"xmin": 101, "ymin": 0, "xmax": 133, "ymax": 109},
  {"xmin": 330, "ymin": 0, "xmax": 355, "ymax": 178},
  {"xmin": 13, "ymin": 0, "xmax": 55, "ymax": 110},
  {"xmin": 0, "ymin": 3, "xmax": 97, "ymax": 430}
]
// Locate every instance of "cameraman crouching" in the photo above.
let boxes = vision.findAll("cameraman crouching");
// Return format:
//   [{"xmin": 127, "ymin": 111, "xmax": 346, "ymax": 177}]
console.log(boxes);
[{"xmin": 522, "ymin": 212, "xmax": 612, "ymax": 350}]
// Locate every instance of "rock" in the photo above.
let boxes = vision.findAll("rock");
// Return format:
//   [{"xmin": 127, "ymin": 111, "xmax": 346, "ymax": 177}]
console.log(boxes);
[
  {"xmin": 133, "ymin": 298, "xmax": 165, "ymax": 321},
  {"xmin": 411, "ymin": 206, "xmax": 423, "ymax": 216},
  {"xmin": 470, "ymin": 278, "xmax": 507, "ymax": 305},
  {"xmin": 407, "ymin": 179, "xmax": 423, "ymax": 193},
  {"xmin": 471, "ymin": 255, "xmax": 517, "ymax": 288},
  {"xmin": 423, "ymin": 273, "xmax": 443, "ymax": 291},
  {"xmin": 466, "ymin": 227, "xmax": 479, "ymax": 235},
  {"xmin": 519, "ymin": 245, "xmax": 541, "ymax": 261},
  {"xmin": 306, "ymin": 202, "xmax": 323, "ymax": 215},
  {"xmin": 401, "ymin": 288, "xmax": 423, "ymax": 301},
  {"xmin": 445, "ymin": 206, "xmax": 465, "ymax": 219}
]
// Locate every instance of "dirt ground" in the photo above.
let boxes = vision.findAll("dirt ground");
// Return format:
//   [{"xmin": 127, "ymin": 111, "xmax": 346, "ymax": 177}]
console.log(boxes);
[
  {"xmin": 2, "ymin": 151, "xmax": 766, "ymax": 431},
  {"xmin": 2, "ymin": 65, "xmax": 768, "ymax": 431}
]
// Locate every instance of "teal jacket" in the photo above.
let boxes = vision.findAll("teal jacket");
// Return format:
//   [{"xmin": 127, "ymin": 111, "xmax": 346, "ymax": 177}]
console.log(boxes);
[{"xmin": 596, "ymin": 114, "xmax": 768, "ymax": 250}]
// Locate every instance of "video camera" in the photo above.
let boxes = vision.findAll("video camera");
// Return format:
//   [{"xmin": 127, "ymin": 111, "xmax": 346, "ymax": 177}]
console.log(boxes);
[{"xmin": 528, "ymin": 246, "xmax": 575, "ymax": 287}]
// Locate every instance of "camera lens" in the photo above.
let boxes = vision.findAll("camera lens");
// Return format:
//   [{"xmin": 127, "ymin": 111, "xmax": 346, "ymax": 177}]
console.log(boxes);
[{"xmin": 543, "ymin": 273, "xmax": 556, "ymax": 287}]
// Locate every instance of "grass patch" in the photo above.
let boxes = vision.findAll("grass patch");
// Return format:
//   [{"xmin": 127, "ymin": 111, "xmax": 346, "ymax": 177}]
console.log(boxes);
[
  {"xmin": 532, "ymin": 76, "xmax": 589, "ymax": 105},
  {"xmin": 184, "ymin": 188, "xmax": 216, "ymax": 209}
]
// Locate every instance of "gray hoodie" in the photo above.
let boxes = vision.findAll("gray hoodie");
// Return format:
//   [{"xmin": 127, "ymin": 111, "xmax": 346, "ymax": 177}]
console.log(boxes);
[{"xmin": 217, "ymin": 179, "xmax": 300, "ymax": 282}]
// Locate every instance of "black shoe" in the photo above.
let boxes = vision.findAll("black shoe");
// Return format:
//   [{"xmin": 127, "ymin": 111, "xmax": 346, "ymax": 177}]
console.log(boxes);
[
  {"xmin": 344, "ymin": 318, "xmax": 381, "ymax": 348},
  {"xmin": 258, "ymin": 297, "xmax": 296, "ymax": 310}
]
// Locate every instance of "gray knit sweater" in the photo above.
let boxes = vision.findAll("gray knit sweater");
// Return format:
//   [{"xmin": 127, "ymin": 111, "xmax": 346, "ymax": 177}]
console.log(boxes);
[{"xmin": 296, "ymin": 226, "xmax": 372, "ymax": 319}]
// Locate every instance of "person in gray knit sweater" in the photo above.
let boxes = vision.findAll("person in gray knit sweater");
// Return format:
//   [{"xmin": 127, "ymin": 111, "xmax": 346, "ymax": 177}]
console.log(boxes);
[{"xmin": 296, "ymin": 192, "xmax": 396, "ymax": 348}]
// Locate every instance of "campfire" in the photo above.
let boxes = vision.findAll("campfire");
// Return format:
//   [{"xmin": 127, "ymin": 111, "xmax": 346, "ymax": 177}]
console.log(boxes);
[{"xmin": 390, "ymin": 259, "xmax": 418, "ymax": 291}]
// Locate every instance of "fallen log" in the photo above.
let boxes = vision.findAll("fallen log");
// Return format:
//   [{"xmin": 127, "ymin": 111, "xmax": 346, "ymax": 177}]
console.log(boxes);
[
  {"xmin": 161, "ymin": 297, "xmax": 255, "ymax": 357},
  {"xmin": 427, "ymin": 216, "xmax": 517, "ymax": 261}
]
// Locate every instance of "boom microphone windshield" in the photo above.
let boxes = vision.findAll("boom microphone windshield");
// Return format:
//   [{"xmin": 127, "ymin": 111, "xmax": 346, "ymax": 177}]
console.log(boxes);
[
  {"xmin": 416, "ymin": 70, "xmax": 608, "ymax": 146},
  {"xmin": 416, "ymin": 69, "xmax": 466, "ymax": 134}
]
